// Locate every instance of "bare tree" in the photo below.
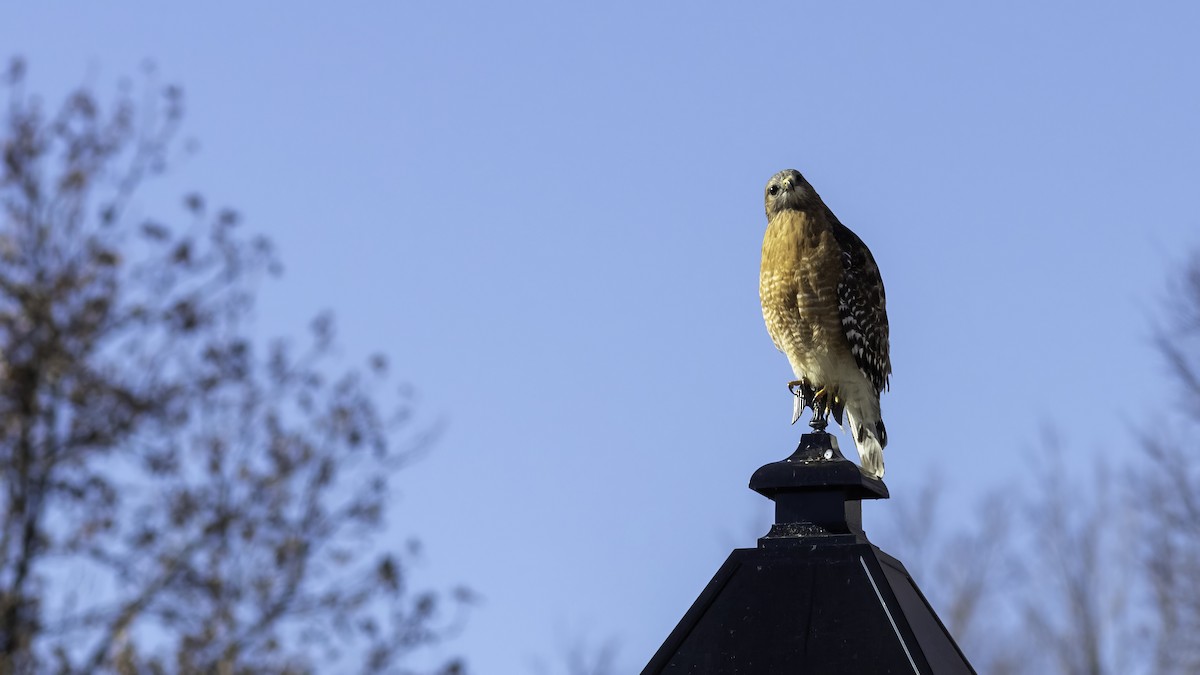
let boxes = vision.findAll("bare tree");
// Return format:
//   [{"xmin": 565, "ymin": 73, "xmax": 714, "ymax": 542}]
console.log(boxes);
[
  {"xmin": 1134, "ymin": 249, "xmax": 1200, "ymax": 674},
  {"xmin": 878, "ymin": 478, "xmax": 1022, "ymax": 674},
  {"xmin": 0, "ymin": 58, "xmax": 468, "ymax": 674},
  {"xmin": 1017, "ymin": 438, "xmax": 1136, "ymax": 675},
  {"xmin": 883, "ymin": 247, "xmax": 1200, "ymax": 675}
]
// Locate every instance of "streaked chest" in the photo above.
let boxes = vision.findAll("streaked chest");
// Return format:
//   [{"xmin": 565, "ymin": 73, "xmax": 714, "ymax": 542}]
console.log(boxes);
[{"xmin": 759, "ymin": 209, "xmax": 843, "ymax": 315}]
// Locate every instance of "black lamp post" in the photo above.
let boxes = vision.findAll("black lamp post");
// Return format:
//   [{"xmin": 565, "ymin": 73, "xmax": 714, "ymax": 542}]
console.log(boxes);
[{"xmin": 642, "ymin": 432, "xmax": 976, "ymax": 674}]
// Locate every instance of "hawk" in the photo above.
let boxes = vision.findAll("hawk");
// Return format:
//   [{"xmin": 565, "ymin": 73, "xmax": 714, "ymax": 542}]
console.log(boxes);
[{"xmin": 759, "ymin": 169, "xmax": 892, "ymax": 478}]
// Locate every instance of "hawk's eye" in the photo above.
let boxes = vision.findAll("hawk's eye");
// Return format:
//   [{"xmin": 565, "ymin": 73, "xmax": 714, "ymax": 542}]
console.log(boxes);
[{"xmin": 768, "ymin": 185, "xmax": 780, "ymax": 196}]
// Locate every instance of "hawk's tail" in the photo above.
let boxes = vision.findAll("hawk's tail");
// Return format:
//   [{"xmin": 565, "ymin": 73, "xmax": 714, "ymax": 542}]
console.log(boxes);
[{"xmin": 846, "ymin": 403, "xmax": 887, "ymax": 480}]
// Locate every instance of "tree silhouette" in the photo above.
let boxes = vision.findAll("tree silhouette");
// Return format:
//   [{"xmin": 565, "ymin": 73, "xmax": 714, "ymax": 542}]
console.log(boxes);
[
  {"xmin": 0, "ymin": 58, "xmax": 468, "ymax": 674},
  {"xmin": 879, "ymin": 251, "xmax": 1200, "ymax": 674},
  {"xmin": 1137, "ymin": 249, "xmax": 1200, "ymax": 674}
]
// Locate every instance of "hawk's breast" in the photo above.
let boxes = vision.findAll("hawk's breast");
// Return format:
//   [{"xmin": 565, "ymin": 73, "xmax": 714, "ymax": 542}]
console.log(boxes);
[{"xmin": 759, "ymin": 209, "xmax": 849, "ymax": 379}]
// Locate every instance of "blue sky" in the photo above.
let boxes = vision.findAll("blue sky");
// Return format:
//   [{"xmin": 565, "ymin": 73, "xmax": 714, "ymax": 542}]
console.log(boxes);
[{"xmin": 4, "ymin": 3, "xmax": 1199, "ymax": 672}]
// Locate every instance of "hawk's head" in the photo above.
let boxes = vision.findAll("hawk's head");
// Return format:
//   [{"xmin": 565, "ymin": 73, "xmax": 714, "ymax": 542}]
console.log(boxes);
[{"xmin": 764, "ymin": 169, "xmax": 817, "ymax": 217}]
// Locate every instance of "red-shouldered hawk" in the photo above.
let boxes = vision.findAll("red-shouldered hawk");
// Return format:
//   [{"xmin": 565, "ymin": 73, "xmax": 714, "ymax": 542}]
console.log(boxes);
[{"xmin": 759, "ymin": 169, "xmax": 892, "ymax": 478}]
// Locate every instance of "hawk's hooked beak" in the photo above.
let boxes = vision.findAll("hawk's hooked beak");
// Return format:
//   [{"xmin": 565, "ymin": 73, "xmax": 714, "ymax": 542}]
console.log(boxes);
[{"xmin": 781, "ymin": 177, "xmax": 795, "ymax": 193}]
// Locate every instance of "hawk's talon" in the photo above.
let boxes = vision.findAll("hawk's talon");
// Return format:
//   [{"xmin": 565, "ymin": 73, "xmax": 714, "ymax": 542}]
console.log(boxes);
[
  {"xmin": 787, "ymin": 379, "xmax": 835, "ymax": 430},
  {"xmin": 787, "ymin": 379, "xmax": 815, "ymax": 403},
  {"xmin": 788, "ymin": 379, "xmax": 812, "ymax": 425}
]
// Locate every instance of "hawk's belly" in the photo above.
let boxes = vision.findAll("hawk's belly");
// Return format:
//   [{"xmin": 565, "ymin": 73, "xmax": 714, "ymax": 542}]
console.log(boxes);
[
  {"xmin": 760, "ymin": 274, "xmax": 849, "ymax": 384},
  {"xmin": 760, "ymin": 208, "xmax": 862, "ymax": 391}
]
